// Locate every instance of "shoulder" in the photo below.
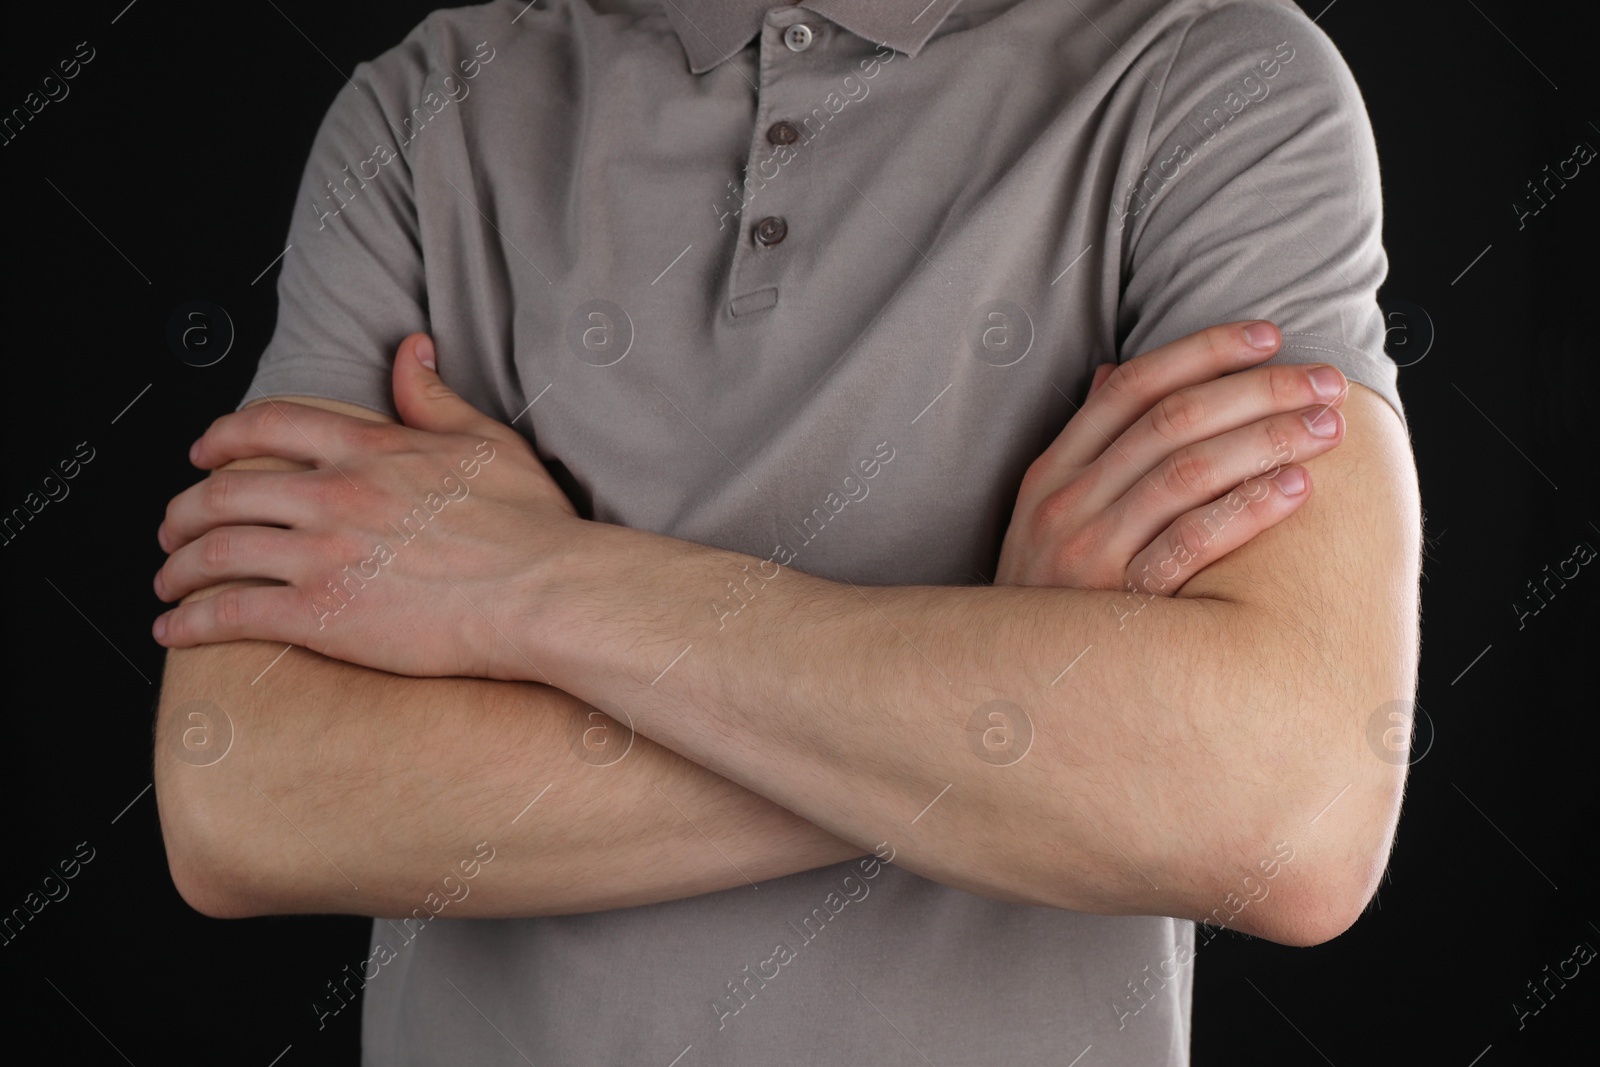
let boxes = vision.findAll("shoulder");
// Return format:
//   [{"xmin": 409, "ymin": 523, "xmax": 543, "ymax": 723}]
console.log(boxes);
[
  {"xmin": 341, "ymin": 1, "xmax": 527, "ymax": 109},
  {"xmin": 1124, "ymin": 0, "xmax": 1380, "ymax": 214},
  {"xmin": 1144, "ymin": 0, "xmax": 1365, "ymax": 111},
  {"xmin": 1147, "ymin": 0, "xmax": 1338, "ymax": 57}
]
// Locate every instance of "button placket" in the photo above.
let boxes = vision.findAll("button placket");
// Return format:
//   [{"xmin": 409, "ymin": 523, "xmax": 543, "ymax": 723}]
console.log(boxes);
[{"xmin": 724, "ymin": 13, "xmax": 826, "ymax": 317}]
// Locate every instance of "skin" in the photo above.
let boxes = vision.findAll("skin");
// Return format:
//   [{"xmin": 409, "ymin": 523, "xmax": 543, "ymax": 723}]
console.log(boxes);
[{"xmin": 152, "ymin": 320, "xmax": 1419, "ymax": 947}]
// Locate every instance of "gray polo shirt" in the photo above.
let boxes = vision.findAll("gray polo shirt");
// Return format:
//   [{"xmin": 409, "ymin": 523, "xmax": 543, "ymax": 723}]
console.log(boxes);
[{"xmin": 243, "ymin": 0, "xmax": 1404, "ymax": 1062}]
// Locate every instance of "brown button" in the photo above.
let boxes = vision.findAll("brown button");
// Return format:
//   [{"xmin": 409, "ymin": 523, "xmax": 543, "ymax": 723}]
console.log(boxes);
[
  {"xmin": 754, "ymin": 216, "xmax": 788, "ymax": 247},
  {"xmin": 767, "ymin": 121, "xmax": 799, "ymax": 146}
]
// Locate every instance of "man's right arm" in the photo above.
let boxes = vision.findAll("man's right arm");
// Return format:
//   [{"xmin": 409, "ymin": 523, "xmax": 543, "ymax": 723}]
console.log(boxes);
[{"xmin": 154, "ymin": 396, "xmax": 866, "ymax": 920}]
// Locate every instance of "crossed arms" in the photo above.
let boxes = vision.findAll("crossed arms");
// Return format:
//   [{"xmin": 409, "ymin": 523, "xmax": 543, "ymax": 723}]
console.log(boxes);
[{"xmin": 152, "ymin": 324, "xmax": 1421, "ymax": 947}]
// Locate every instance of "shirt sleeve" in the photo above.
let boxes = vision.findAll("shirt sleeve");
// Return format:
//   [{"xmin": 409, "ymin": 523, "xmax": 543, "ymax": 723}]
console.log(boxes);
[
  {"xmin": 237, "ymin": 22, "xmax": 437, "ymax": 418},
  {"xmin": 1115, "ymin": 0, "xmax": 1405, "ymax": 430}
]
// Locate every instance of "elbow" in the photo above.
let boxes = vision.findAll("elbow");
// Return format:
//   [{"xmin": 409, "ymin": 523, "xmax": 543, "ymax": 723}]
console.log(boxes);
[
  {"xmin": 1208, "ymin": 646, "xmax": 1412, "ymax": 947},
  {"xmin": 1224, "ymin": 803, "xmax": 1399, "ymax": 948},
  {"xmin": 155, "ymin": 772, "xmax": 271, "ymax": 920},
  {"xmin": 1246, "ymin": 872, "xmax": 1378, "ymax": 948},
  {"xmin": 1187, "ymin": 753, "xmax": 1403, "ymax": 947},
  {"xmin": 154, "ymin": 683, "xmax": 290, "ymax": 919},
  {"xmin": 1275, "ymin": 753, "xmax": 1407, "ymax": 947}
]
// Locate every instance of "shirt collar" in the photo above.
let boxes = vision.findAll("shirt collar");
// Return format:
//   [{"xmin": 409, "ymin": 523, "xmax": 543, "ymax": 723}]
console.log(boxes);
[{"xmin": 661, "ymin": 0, "xmax": 966, "ymax": 74}]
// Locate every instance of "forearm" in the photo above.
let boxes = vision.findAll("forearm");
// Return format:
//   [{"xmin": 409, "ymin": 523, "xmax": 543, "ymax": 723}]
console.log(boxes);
[
  {"xmin": 542, "ymin": 539, "xmax": 1237, "ymax": 906},
  {"xmin": 151, "ymin": 409, "xmax": 872, "ymax": 925},
  {"xmin": 537, "ymin": 515, "xmax": 1410, "ymax": 944},
  {"xmin": 153, "ymin": 407, "xmax": 865, "ymax": 919},
  {"xmin": 156, "ymin": 630, "xmax": 862, "ymax": 918}
]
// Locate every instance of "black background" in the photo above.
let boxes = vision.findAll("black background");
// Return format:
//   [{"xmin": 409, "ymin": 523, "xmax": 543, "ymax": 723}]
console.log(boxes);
[{"xmin": 2, "ymin": 1, "xmax": 1595, "ymax": 1064}]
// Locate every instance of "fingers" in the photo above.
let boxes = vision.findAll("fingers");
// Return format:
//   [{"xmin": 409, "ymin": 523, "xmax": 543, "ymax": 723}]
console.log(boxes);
[
  {"xmin": 1043, "ymin": 321, "xmax": 1284, "ymax": 473},
  {"xmin": 152, "ymin": 584, "xmax": 317, "ymax": 649},
  {"xmin": 154, "ymin": 526, "xmax": 312, "ymax": 603},
  {"xmin": 159, "ymin": 470, "xmax": 328, "ymax": 552},
  {"xmin": 1082, "ymin": 361, "xmax": 1348, "ymax": 511},
  {"xmin": 1102, "ymin": 402, "xmax": 1344, "ymax": 562},
  {"xmin": 1086, "ymin": 361, "xmax": 1116, "ymax": 399},
  {"xmin": 1122, "ymin": 463, "xmax": 1314, "ymax": 598},
  {"xmin": 192, "ymin": 398, "xmax": 401, "ymax": 471}
]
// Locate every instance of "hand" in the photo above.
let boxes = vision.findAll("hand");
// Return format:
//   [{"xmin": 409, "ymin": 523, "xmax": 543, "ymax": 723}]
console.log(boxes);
[
  {"xmin": 994, "ymin": 321, "xmax": 1347, "ymax": 594},
  {"xmin": 152, "ymin": 333, "xmax": 582, "ymax": 680}
]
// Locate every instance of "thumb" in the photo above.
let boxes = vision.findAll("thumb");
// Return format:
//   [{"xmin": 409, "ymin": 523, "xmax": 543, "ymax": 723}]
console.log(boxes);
[{"xmin": 392, "ymin": 332, "xmax": 497, "ymax": 435}]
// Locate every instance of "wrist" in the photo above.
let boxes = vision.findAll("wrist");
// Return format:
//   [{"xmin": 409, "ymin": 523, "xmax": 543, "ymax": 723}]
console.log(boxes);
[
  {"xmin": 520, "ymin": 519, "xmax": 718, "ymax": 691},
  {"xmin": 528, "ymin": 521, "xmax": 836, "ymax": 714}
]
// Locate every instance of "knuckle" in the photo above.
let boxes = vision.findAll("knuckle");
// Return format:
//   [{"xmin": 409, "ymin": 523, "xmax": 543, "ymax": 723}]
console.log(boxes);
[
  {"xmin": 1032, "ymin": 476, "xmax": 1091, "ymax": 534},
  {"xmin": 1202, "ymin": 324, "xmax": 1236, "ymax": 364},
  {"xmin": 1032, "ymin": 488, "xmax": 1078, "ymax": 536},
  {"xmin": 1103, "ymin": 357, "xmax": 1152, "ymax": 402},
  {"xmin": 1150, "ymin": 390, "xmax": 1204, "ymax": 441},
  {"xmin": 1265, "ymin": 364, "xmax": 1305, "ymax": 407},
  {"xmin": 206, "ymin": 410, "xmax": 236, "ymax": 437},
  {"xmin": 307, "ymin": 473, "xmax": 356, "ymax": 513},
  {"xmin": 1063, "ymin": 519, "xmax": 1109, "ymax": 569},
  {"xmin": 201, "ymin": 473, "xmax": 232, "ymax": 514},
  {"xmin": 1017, "ymin": 457, "xmax": 1051, "ymax": 500},
  {"xmin": 302, "ymin": 474, "xmax": 338, "ymax": 510},
  {"xmin": 346, "ymin": 420, "xmax": 398, "ymax": 453},
  {"xmin": 201, "ymin": 529, "xmax": 232, "ymax": 575},
  {"xmin": 423, "ymin": 380, "xmax": 457, "ymax": 403},
  {"xmin": 215, "ymin": 589, "xmax": 246, "ymax": 631},
  {"xmin": 163, "ymin": 606, "xmax": 189, "ymax": 645},
  {"xmin": 1171, "ymin": 516, "xmax": 1213, "ymax": 563},
  {"xmin": 1043, "ymin": 528, "xmax": 1097, "ymax": 584},
  {"xmin": 311, "ymin": 531, "xmax": 349, "ymax": 566},
  {"xmin": 248, "ymin": 402, "xmax": 284, "ymax": 435},
  {"xmin": 1265, "ymin": 417, "xmax": 1299, "ymax": 461},
  {"xmin": 1162, "ymin": 447, "xmax": 1212, "ymax": 497}
]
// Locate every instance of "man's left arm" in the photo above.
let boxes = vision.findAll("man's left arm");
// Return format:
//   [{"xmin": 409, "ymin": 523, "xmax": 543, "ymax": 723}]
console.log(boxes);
[
  {"xmin": 534, "ymin": 2, "xmax": 1420, "ymax": 945},
  {"xmin": 536, "ymin": 380, "xmax": 1417, "ymax": 946}
]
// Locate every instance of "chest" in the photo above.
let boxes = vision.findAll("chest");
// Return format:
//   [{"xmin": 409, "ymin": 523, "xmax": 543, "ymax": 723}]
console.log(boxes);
[{"xmin": 419, "ymin": 14, "xmax": 1139, "ymax": 583}]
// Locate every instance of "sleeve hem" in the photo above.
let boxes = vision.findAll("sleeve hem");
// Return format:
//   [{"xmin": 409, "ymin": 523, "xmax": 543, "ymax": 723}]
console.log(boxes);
[{"xmin": 236, "ymin": 361, "xmax": 398, "ymax": 421}]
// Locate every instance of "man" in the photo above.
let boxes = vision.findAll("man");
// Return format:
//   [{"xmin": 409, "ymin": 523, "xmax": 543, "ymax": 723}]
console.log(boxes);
[{"xmin": 151, "ymin": 0, "xmax": 1421, "ymax": 1063}]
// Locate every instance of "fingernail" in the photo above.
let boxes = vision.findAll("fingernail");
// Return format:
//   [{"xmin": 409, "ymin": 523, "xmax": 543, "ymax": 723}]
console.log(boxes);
[
  {"xmin": 416, "ymin": 335, "xmax": 436, "ymax": 370},
  {"xmin": 1243, "ymin": 321, "xmax": 1278, "ymax": 351},
  {"xmin": 1308, "ymin": 365, "xmax": 1345, "ymax": 401},
  {"xmin": 188, "ymin": 440, "xmax": 200, "ymax": 464},
  {"xmin": 1301, "ymin": 405, "xmax": 1340, "ymax": 438},
  {"xmin": 1274, "ymin": 466, "xmax": 1307, "ymax": 495},
  {"xmin": 153, "ymin": 614, "xmax": 168, "ymax": 640}
]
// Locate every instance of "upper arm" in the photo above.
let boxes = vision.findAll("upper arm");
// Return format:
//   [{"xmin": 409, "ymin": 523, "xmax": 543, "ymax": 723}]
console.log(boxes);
[
  {"xmin": 240, "ymin": 28, "xmax": 433, "ymax": 421},
  {"xmin": 1181, "ymin": 383, "xmax": 1421, "ymax": 940},
  {"xmin": 1113, "ymin": 3, "xmax": 1420, "ymax": 935},
  {"xmin": 1118, "ymin": 1, "xmax": 1405, "ymax": 431},
  {"xmin": 1179, "ymin": 381, "xmax": 1420, "ymax": 682},
  {"xmin": 1119, "ymin": 0, "xmax": 1423, "ymax": 736}
]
